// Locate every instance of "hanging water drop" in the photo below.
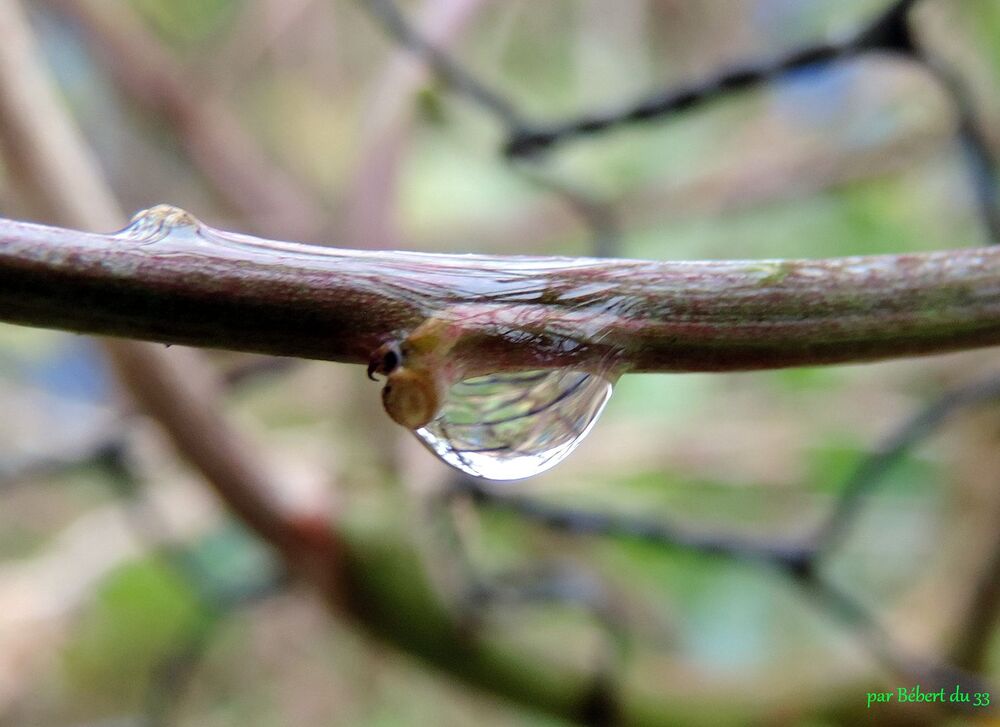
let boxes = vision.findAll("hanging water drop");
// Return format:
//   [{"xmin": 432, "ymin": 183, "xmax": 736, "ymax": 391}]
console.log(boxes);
[
  {"xmin": 413, "ymin": 368, "xmax": 614, "ymax": 481},
  {"xmin": 116, "ymin": 204, "xmax": 202, "ymax": 243}
]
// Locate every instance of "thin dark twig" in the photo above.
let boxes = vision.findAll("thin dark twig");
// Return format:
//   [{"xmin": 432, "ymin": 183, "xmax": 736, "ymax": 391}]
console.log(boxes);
[
  {"xmin": 455, "ymin": 372, "xmax": 1000, "ymax": 712},
  {"xmin": 795, "ymin": 576, "xmax": 994, "ymax": 713},
  {"xmin": 452, "ymin": 476, "xmax": 813, "ymax": 569},
  {"xmin": 919, "ymin": 60, "xmax": 1000, "ymax": 244},
  {"xmin": 358, "ymin": 0, "xmax": 621, "ymax": 256},
  {"xmin": 504, "ymin": 41, "xmax": 840, "ymax": 158},
  {"xmin": 951, "ymin": 523, "xmax": 1000, "ymax": 672},
  {"xmin": 855, "ymin": 0, "xmax": 1000, "ymax": 245},
  {"xmin": 852, "ymin": 0, "xmax": 920, "ymax": 51},
  {"xmin": 457, "ymin": 475, "xmax": 995, "ymax": 716},
  {"xmin": 815, "ymin": 373, "xmax": 1000, "ymax": 554},
  {"xmin": 455, "ymin": 374, "xmax": 1000, "ymax": 587},
  {"xmin": 360, "ymin": 0, "xmax": 526, "ymax": 130},
  {"xmin": 499, "ymin": 0, "xmax": 1000, "ymax": 251},
  {"xmin": 502, "ymin": 0, "xmax": 921, "ymax": 157},
  {"xmin": 363, "ymin": 0, "xmax": 999, "ymax": 254},
  {"xmin": 459, "ymin": 372, "xmax": 999, "ymax": 561}
]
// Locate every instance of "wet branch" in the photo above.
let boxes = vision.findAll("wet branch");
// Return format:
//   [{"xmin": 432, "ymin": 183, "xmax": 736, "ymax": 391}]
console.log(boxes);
[
  {"xmin": 4, "ymin": 0, "xmax": 1000, "ymax": 721},
  {"xmin": 353, "ymin": 0, "xmax": 1000, "ymax": 717},
  {"xmin": 1, "ymin": 214, "xmax": 998, "ymax": 372},
  {"xmin": 0, "ymin": 0, "xmax": 345, "ymax": 642},
  {"xmin": 0, "ymin": 3, "xmax": 743, "ymax": 723}
]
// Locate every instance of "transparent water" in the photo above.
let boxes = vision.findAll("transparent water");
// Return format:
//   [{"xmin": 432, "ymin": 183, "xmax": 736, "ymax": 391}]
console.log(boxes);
[
  {"xmin": 414, "ymin": 369, "xmax": 614, "ymax": 481},
  {"xmin": 115, "ymin": 206, "xmax": 621, "ymax": 482},
  {"xmin": 116, "ymin": 204, "xmax": 201, "ymax": 242}
]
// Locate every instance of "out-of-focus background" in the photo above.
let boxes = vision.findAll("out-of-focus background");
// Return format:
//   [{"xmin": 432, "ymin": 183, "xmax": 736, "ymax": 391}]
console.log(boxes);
[{"xmin": 0, "ymin": 0, "xmax": 999, "ymax": 724}]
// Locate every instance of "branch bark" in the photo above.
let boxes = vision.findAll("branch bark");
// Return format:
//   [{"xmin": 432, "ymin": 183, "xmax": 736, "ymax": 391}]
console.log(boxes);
[{"xmin": 0, "ymin": 212, "xmax": 998, "ymax": 372}]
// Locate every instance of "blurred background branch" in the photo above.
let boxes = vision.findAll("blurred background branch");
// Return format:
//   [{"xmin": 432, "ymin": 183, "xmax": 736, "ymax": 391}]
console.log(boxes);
[{"xmin": 45, "ymin": 0, "xmax": 334, "ymax": 244}]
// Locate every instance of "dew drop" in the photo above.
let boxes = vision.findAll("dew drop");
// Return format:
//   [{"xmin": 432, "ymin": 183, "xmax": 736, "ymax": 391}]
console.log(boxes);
[
  {"xmin": 414, "ymin": 369, "xmax": 613, "ymax": 481},
  {"xmin": 116, "ymin": 204, "xmax": 202, "ymax": 243}
]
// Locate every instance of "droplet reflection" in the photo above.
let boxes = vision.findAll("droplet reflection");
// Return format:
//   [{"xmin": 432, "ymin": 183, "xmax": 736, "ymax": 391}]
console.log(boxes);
[
  {"xmin": 414, "ymin": 369, "xmax": 613, "ymax": 481},
  {"xmin": 116, "ymin": 204, "xmax": 201, "ymax": 243},
  {"xmin": 117, "ymin": 205, "xmax": 618, "ymax": 481}
]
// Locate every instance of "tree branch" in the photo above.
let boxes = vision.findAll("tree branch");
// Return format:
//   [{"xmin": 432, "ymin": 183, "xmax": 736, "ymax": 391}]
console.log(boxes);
[{"xmin": 0, "ymin": 212, "xmax": 998, "ymax": 372}]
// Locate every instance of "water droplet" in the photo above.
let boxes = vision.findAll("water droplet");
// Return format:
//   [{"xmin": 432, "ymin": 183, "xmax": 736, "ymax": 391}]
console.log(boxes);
[
  {"xmin": 414, "ymin": 369, "xmax": 613, "ymax": 481},
  {"xmin": 116, "ymin": 204, "xmax": 202, "ymax": 243}
]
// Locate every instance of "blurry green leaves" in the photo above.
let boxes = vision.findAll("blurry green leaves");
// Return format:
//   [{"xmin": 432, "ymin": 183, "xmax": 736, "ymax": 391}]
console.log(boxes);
[
  {"xmin": 967, "ymin": 0, "xmax": 1000, "ymax": 76},
  {"xmin": 609, "ymin": 373, "xmax": 717, "ymax": 423},
  {"xmin": 400, "ymin": 133, "xmax": 537, "ymax": 247},
  {"xmin": 488, "ymin": 3, "xmax": 579, "ymax": 116},
  {"xmin": 63, "ymin": 559, "xmax": 207, "ymax": 711},
  {"xmin": 621, "ymin": 158, "xmax": 978, "ymax": 261},
  {"xmin": 414, "ymin": 83, "xmax": 451, "ymax": 127},
  {"xmin": 129, "ymin": 0, "xmax": 237, "ymax": 47},
  {"xmin": 805, "ymin": 441, "xmax": 939, "ymax": 498},
  {"xmin": 178, "ymin": 523, "xmax": 283, "ymax": 605},
  {"xmin": 61, "ymin": 525, "xmax": 280, "ymax": 713}
]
